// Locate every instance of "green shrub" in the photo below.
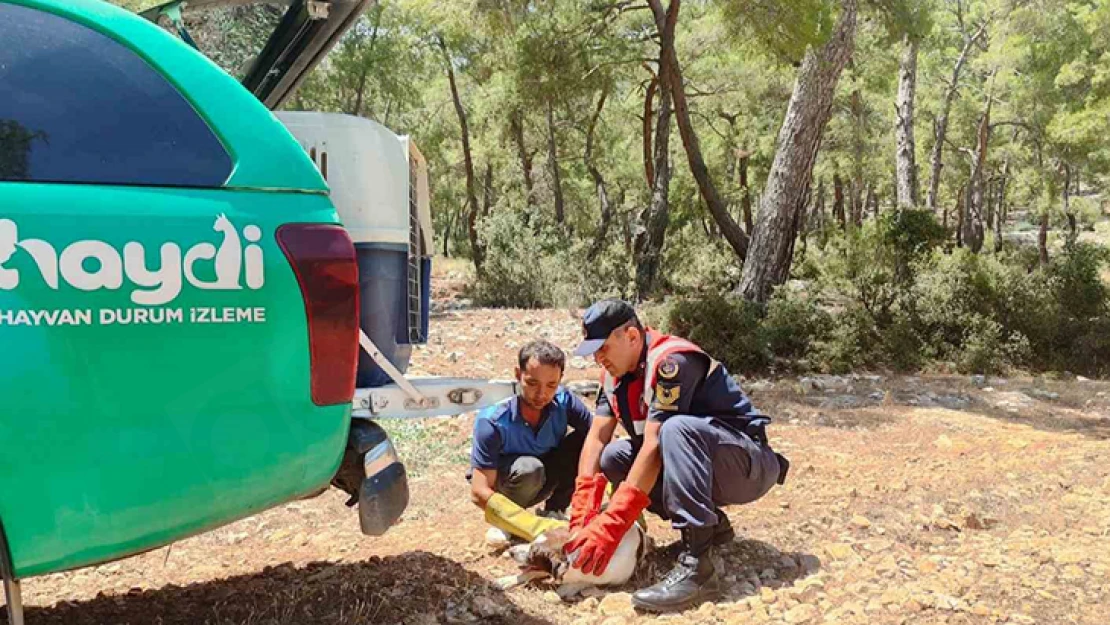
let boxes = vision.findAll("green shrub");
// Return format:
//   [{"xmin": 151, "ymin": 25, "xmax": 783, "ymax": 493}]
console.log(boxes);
[
  {"xmin": 469, "ymin": 210, "xmax": 633, "ymax": 308},
  {"xmin": 666, "ymin": 293, "xmax": 769, "ymax": 374},
  {"xmin": 809, "ymin": 304, "xmax": 877, "ymax": 374},
  {"xmin": 763, "ymin": 287, "xmax": 831, "ymax": 362},
  {"xmin": 662, "ymin": 226, "xmax": 743, "ymax": 295},
  {"xmin": 468, "ymin": 210, "xmax": 562, "ymax": 308}
]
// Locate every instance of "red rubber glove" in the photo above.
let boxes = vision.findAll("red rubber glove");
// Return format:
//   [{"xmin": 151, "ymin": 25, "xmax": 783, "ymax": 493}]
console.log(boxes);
[
  {"xmin": 568, "ymin": 474, "xmax": 609, "ymax": 532},
  {"xmin": 564, "ymin": 482, "xmax": 651, "ymax": 576}
]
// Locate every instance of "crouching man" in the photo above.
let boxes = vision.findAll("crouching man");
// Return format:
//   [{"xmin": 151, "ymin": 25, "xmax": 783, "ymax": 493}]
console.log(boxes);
[
  {"xmin": 469, "ymin": 339, "xmax": 594, "ymax": 543},
  {"xmin": 564, "ymin": 299, "xmax": 789, "ymax": 612}
]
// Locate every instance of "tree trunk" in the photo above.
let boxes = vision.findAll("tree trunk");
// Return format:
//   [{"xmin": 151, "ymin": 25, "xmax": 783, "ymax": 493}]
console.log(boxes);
[
  {"xmin": 642, "ymin": 75, "xmax": 658, "ymax": 189},
  {"xmin": 798, "ymin": 189, "xmax": 811, "ymax": 262},
  {"xmin": 985, "ymin": 178, "xmax": 995, "ymax": 231},
  {"xmin": 833, "ymin": 173, "xmax": 846, "ymax": 229},
  {"xmin": 895, "ymin": 36, "xmax": 920, "ymax": 208},
  {"xmin": 775, "ymin": 195, "xmax": 805, "ymax": 285},
  {"xmin": 866, "ymin": 184, "xmax": 877, "ymax": 220},
  {"xmin": 1064, "ymin": 164, "xmax": 1077, "ymax": 244},
  {"xmin": 739, "ymin": 151, "xmax": 754, "ymax": 233},
  {"xmin": 739, "ymin": 0, "xmax": 858, "ymax": 303},
  {"xmin": 510, "ymin": 110, "xmax": 536, "ymax": 208},
  {"xmin": 953, "ymin": 182, "xmax": 966, "ymax": 244},
  {"xmin": 963, "ymin": 86, "xmax": 993, "ymax": 253},
  {"xmin": 850, "ymin": 83, "xmax": 865, "ymax": 227},
  {"xmin": 927, "ymin": 17, "xmax": 987, "ymax": 213},
  {"xmin": 438, "ymin": 35, "xmax": 482, "ymax": 275},
  {"xmin": 648, "ymin": 0, "xmax": 749, "ymax": 261},
  {"xmin": 994, "ymin": 160, "xmax": 1009, "ymax": 253},
  {"xmin": 349, "ymin": 6, "xmax": 381, "ymax": 117},
  {"xmin": 482, "ymin": 161, "xmax": 494, "ymax": 216},
  {"xmin": 635, "ymin": 39, "xmax": 676, "ymax": 299},
  {"xmin": 1038, "ymin": 209, "xmax": 1050, "ymax": 266},
  {"xmin": 816, "ymin": 178, "xmax": 827, "ymax": 231},
  {"xmin": 546, "ymin": 99, "xmax": 565, "ymax": 225},
  {"xmin": 851, "ymin": 179, "xmax": 864, "ymax": 226},
  {"xmin": 442, "ymin": 207, "xmax": 455, "ymax": 257},
  {"xmin": 585, "ymin": 89, "xmax": 613, "ymax": 261}
]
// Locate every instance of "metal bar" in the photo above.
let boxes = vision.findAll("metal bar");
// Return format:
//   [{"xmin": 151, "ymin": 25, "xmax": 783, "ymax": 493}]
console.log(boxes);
[
  {"xmin": 0, "ymin": 518, "xmax": 24, "ymax": 625},
  {"xmin": 358, "ymin": 329, "xmax": 427, "ymax": 404},
  {"xmin": 3, "ymin": 580, "xmax": 23, "ymax": 625}
]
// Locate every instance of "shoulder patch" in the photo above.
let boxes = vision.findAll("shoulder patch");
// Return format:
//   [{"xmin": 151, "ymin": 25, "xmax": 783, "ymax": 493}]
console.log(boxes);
[
  {"xmin": 657, "ymin": 356, "xmax": 680, "ymax": 380},
  {"xmin": 654, "ymin": 382, "xmax": 681, "ymax": 410}
]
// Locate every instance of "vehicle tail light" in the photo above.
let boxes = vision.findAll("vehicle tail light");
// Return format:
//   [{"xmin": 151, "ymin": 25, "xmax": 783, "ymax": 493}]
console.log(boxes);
[{"xmin": 276, "ymin": 224, "xmax": 360, "ymax": 406}]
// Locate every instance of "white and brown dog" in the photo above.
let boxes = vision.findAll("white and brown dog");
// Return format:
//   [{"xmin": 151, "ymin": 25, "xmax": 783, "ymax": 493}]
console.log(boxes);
[{"xmin": 496, "ymin": 523, "xmax": 650, "ymax": 599}]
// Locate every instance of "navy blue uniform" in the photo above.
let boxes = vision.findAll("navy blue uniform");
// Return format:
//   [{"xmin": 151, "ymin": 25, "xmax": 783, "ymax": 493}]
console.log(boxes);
[
  {"xmin": 470, "ymin": 388, "xmax": 593, "ymax": 512},
  {"xmin": 599, "ymin": 350, "xmax": 782, "ymax": 529}
]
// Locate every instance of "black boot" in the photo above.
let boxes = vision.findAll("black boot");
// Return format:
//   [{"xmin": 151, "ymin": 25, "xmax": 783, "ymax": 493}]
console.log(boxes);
[
  {"xmin": 713, "ymin": 509, "xmax": 735, "ymax": 545},
  {"xmin": 632, "ymin": 526, "xmax": 720, "ymax": 612}
]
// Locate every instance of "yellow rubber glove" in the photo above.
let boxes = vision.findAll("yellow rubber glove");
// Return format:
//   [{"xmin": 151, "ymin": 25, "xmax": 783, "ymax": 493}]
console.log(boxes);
[{"xmin": 484, "ymin": 493, "xmax": 567, "ymax": 542}]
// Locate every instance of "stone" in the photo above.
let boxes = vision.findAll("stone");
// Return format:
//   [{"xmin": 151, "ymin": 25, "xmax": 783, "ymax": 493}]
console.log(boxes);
[
  {"xmin": 598, "ymin": 592, "xmax": 635, "ymax": 617},
  {"xmin": 473, "ymin": 594, "xmax": 511, "ymax": 618},
  {"xmin": 971, "ymin": 604, "xmax": 992, "ymax": 617},
  {"xmin": 578, "ymin": 597, "xmax": 600, "ymax": 611},
  {"xmin": 696, "ymin": 602, "xmax": 717, "ymax": 617},
  {"xmin": 1063, "ymin": 565, "xmax": 1086, "ymax": 581},
  {"xmin": 761, "ymin": 586, "xmax": 778, "ymax": 604},
  {"xmin": 543, "ymin": 591, "xmax": 562, "ymax": 605},
  {"xmin": 824, "ymin": 543, "xmax": 857, "ymax": 561},
  {"xmin": 1009, "ymin": 614, "xmax": 1036, "ymax": 625},
  {"xmin": 1055, "ymin": 550, "xmax": 1086, "ymax": 565},
  {"xmin": 880, "ymin": 588, "xmax": 909, "ymax": 606},
  {"xmin": 600, "ymin": 618, "xmax": 628, "ymax": 625},
  {"xmin": 784, "ymin": 604, "xmax": 818, "ymax": 624},
  {"xmin": 798, "ymin": 554, "xmax": 822, "ymax": 574},
  {"xmin": 851, "ymin": 516, "xmax": 872, "ymax": 529},
  {"xmin": 963, "ymin": 512, "xmax": 997, "ymax": 530},
  {"xmin": 800, "ymin": 377, "xmax": 823, "ymax": 392}
]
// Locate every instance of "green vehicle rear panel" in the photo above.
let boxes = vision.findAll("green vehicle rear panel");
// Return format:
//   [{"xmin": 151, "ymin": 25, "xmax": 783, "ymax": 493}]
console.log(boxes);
[{"xmin": 0, "ymin": 0, "xmax": 350, "ymax": 577}]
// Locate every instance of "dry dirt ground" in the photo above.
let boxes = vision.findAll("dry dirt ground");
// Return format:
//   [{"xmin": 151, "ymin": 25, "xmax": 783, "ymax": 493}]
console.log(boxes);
[{"xmin": 6, "ymin": 268, "xmax": 1110, "ymax": 625}]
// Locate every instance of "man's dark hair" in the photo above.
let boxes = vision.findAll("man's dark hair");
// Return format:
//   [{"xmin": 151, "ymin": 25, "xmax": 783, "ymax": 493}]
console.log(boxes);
[{"xmin": 518, "ymin": 339, "xmax": 566, "ymax": 372}]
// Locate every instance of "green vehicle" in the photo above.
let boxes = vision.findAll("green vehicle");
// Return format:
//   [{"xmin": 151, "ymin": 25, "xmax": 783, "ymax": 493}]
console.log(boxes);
[{"xmin": 0, "ymin": 2, "xmax": 512, "ymax": 623}]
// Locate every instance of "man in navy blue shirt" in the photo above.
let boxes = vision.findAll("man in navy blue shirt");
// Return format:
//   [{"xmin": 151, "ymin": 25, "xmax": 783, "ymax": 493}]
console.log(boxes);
[
  {"xmin": 564, "ymin": 299, "xmax": 788, "ymax": 612},
  {"xmin": 469, "ymin": 339, "xmax": 593, "ymax": 542}
]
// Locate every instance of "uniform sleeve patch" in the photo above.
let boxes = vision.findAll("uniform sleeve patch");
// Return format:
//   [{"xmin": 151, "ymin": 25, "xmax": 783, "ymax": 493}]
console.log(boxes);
[
  {"xmin": 654, "ymin": 382, "xmax": 681, "ymax": 411},
  {"xmin": 657, "ymin": 356, "xmax": 680, "ymax": 380}
]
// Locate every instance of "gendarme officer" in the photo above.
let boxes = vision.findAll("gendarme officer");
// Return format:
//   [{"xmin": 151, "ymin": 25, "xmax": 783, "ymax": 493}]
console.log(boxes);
[{"xmin": 563, "ymin": 299, "xmax": 789, "ymax": 612}]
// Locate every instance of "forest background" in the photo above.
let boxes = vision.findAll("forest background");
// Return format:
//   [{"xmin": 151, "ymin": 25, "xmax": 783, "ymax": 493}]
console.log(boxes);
[{"xmin": 114, "ymin": 0, "xmax": 1110, "ymax": 378}]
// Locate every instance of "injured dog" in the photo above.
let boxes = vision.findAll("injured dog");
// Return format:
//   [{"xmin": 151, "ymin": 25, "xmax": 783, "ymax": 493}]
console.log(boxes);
[{"xmin": 496, "ymin": 523, "xmax": 650, "ymax": 599}]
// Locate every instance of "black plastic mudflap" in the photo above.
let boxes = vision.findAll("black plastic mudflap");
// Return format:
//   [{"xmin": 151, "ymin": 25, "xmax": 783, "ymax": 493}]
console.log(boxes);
[
  {"xmin": 359, "ymin": 461, "xmax": 409, "ymax": 536},
  {"xmin": 331, "ymin": 420, "xmax": 410, "ymax": 536}
]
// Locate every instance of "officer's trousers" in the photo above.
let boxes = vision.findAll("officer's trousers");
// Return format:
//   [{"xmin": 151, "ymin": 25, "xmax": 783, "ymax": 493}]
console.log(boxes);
[{"xmin": 600, "ymin": 415, "xmax": 780, "ymax": 529}]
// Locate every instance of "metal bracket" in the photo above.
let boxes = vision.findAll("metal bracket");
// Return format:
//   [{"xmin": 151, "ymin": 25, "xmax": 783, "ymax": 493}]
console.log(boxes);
[
  {"xmin": 353, "ymin": 378, "xmax": 517, "ymax": 420},
  {"xmin": 1, "ymin": 518, "xmax": 24, "ymax": 625},
  {"xmin": 358, "ymin": 330, "xmax": 431, "ymax": 407},
  {"xmin": 305, "ymin": 1, "xmax": 330, "ymax": 20},
  {"xmin": 447, "ymin": 387, "xmax": 483, "ymax": 406}
]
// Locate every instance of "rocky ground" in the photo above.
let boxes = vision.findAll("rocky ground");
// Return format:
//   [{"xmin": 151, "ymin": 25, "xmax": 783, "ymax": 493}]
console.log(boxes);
[{"xmin": 6, "ymin": 267, "xmax": 1110, "ymax": 625}]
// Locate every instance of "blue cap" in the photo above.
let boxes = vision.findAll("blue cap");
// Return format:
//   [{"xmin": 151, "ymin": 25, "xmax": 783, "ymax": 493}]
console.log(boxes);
[{"xmin": 573, "ymin": 299, "xmax": 638, "ymax": 357}]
